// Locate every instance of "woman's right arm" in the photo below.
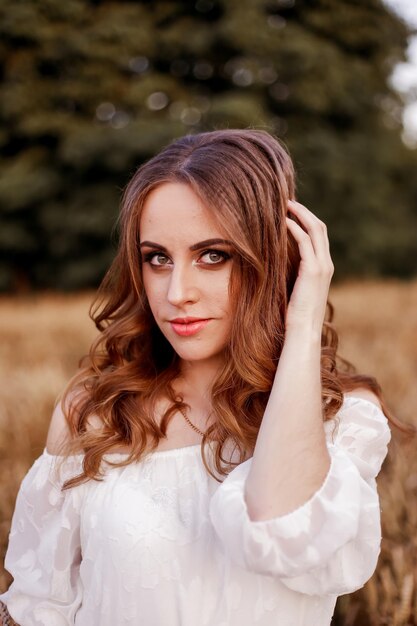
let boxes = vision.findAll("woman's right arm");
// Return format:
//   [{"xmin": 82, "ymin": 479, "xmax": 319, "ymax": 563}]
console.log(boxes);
[{"xmin": 0, "ymin": 402, "xmax": 85, "ymax": 626}]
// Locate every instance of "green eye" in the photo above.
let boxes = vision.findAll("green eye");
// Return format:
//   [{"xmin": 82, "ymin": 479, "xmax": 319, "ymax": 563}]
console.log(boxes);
[
  {"xmin": 142, "ymin": 248, "xmax": 231, "ymax": 267},
  {"xmin": 200, "ymin": 250, "xmax": 231, "ymax": 265},
  {"xmin": 143, "ymin": 252, "xmax": 170, "ymax": 266}
]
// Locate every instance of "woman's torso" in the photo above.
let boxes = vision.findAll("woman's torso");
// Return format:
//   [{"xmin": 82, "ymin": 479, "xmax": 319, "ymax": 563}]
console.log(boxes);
[{"xmin": 72, "ymin": 442, "xmax": 336, "ymax": 626}]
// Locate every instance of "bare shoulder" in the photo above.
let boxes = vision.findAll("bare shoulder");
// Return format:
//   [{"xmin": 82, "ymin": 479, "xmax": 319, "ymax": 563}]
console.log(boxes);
[
  {"xmin": 344, "ymin": 387, "xmax": 382, "ymax": 410},
  {"xmin": 46, "ymin": 391, "xmax": 102, "ymax": 455},
  {"xmin": 46, "ymin": 399, "xmax": 73, "ymax": 455}
]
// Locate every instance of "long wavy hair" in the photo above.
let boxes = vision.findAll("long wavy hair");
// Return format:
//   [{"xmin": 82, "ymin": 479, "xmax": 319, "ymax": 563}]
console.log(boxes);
[{"xmin": 57, "ymin": 128, "xmax": 400, "ymax": 491}]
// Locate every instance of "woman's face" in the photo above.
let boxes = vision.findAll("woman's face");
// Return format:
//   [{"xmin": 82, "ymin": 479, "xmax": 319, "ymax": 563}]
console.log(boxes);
[{"xmin": 140, "ymin": 182, "xmax": 235, "ymax": 368}]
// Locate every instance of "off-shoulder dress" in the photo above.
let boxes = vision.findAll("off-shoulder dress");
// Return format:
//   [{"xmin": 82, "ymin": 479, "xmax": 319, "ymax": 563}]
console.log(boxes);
[{"xmin": 0, "ymin": 396, "xmax": 391, "ymax": 626}]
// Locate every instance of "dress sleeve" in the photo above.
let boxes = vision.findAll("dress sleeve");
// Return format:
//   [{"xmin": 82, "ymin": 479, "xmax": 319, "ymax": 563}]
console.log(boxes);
[
  {"xmin": 209, "ymin": 396, "xmax": 391, "ymax": 596},
  {"xmin": 0, "ymin": 449, "xmax": 85, "ymax": 625}
]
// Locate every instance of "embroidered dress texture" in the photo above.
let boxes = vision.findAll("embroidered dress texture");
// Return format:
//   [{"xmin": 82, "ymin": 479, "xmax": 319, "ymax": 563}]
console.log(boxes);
[{"xmin": 0, "ymin": 397, "xmax": 391, "ymax": 626}]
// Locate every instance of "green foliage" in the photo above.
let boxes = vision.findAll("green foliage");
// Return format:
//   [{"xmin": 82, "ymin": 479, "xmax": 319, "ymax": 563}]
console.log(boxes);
[{"xmin": 0, "ymin": 0, "xmax": 416, "ymax": 291}]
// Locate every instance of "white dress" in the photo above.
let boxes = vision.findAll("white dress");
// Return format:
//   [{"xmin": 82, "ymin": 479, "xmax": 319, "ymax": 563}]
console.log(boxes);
[{"xmin": 0, "ymin": 396, "xmax": 391, "ymax": 626}]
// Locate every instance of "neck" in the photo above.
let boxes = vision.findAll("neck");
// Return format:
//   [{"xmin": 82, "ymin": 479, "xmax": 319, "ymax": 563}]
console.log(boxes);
[{"xmin": 176, "ymin": 356, "xmax": 224, "ymax": 404}]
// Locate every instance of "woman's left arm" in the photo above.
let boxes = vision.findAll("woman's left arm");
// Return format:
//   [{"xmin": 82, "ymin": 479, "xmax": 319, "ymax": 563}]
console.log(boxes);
[
  {"xmin": 209, "ymin": 201, "xmax": 391, "ymax": 595},
  {"xmin": 244, "ymin": 200, "xmax": 334, "ymax": 520}
]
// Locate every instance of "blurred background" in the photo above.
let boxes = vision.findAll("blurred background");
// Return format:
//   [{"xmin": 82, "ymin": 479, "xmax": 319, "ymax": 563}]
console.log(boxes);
[
  {"xmin": 0, "ymin": 0, "xmax": 417, "ymax": 290},
  {"xmin": 0, "ymin": 1, "xmax": 416, "ymax": 624}
]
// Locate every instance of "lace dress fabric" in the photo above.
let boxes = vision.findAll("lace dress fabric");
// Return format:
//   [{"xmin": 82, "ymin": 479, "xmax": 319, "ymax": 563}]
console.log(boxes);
[{"xmin": 0, "ymin": 396, "xmax": 390, "ymax": 626}]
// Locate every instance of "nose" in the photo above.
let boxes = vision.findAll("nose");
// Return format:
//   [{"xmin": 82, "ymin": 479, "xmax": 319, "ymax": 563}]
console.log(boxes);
[{"xmin": 166, "ymin": 261, "xmax": 199, "ymax": 306}]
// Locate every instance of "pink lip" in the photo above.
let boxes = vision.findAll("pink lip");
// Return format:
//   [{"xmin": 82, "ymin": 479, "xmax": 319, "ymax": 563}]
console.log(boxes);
[
  {"xmin": 170, "ymin": 317, "xmax": 207, "ymax": 323},
  {"xmin": 170, "ymin": 319, "xmax": 211, "ymax": 336}
]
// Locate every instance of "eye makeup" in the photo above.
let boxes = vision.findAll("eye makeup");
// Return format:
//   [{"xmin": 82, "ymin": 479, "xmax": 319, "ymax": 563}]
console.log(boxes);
[{"xmin": 142, "ymin": 248, "xmax": 231, "ymax": 268}]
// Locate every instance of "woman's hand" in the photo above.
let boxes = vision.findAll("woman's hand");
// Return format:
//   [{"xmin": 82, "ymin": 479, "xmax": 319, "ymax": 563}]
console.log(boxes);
[{"xmin": 285, "ymin": 200, "xmax": 334, "ymax": 334}]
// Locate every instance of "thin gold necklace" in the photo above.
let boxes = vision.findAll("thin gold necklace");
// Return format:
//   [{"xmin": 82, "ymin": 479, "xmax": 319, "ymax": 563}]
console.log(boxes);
[{"xmin": 178, "ymin": 406, "xmax": 207, "ymax": 437}]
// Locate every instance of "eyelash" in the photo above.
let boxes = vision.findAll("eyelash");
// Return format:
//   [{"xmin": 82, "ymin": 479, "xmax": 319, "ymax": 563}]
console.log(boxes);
[{"xmin": 142, "ymin": 249, "xmax": 231, "ymax": 268}]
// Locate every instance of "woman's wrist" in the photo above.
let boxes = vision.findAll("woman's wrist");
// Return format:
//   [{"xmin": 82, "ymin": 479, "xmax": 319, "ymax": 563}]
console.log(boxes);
[
  {"xmin": 285, "ymin": 321, "xmax": 323, "ymax": 345},
  {"xmin": 281, "ymin": 325, "xmax": 322, "ymax": 368}
]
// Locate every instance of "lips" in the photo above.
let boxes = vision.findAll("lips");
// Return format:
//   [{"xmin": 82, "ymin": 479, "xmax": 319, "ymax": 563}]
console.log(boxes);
[
  {"xmin": 170, "ymin": 318, "xmax": 211, "ymax": 336},
  {"xmin": 170, "ymin": 317, "xmax": 208, "ymax": 323}
]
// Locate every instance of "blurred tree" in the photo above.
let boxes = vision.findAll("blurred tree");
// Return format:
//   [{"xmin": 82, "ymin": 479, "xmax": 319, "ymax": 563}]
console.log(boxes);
[{"xmin": 0, "ymin": 0, "xmax": 416, "ymax": 290}]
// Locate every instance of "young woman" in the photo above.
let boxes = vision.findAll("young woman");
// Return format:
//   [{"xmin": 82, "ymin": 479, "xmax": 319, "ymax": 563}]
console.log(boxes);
[{"xmin": 0, "ymin": 129, "xmax": 392, "ymax": 626}]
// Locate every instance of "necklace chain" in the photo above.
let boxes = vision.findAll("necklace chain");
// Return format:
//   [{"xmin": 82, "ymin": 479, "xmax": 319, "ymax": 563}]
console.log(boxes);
[{"xmin": 178, "ymin": 406, "xmax": 207, "ymax": 437}]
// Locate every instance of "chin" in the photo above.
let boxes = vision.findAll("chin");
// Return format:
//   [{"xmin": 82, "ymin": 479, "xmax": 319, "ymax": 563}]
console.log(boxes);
[{"xmin": 173, "ymin": 345, "xmax": 225, "ymax": 364}]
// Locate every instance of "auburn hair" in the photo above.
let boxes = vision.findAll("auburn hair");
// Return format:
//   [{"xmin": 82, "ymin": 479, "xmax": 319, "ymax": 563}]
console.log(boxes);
[{"xmin": 57, "ymin": 128, "xmax": 400, "ymax": 491}]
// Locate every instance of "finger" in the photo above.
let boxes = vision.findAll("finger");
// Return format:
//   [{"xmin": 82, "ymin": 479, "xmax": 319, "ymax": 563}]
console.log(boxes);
[
  {"xmin": 286, "ymin": 217, "xmax": 334, "ymax": 277},
  {"xmin": 286, "ymin": 217, "xmax": 317, "ymax": 266},
  {"xmin": 287, "ymin": 201, "xmax": 328, "ymax": 245},
  {"xmin": 287, "ymin": 201, "xmax": 331, "ymax": 262}
]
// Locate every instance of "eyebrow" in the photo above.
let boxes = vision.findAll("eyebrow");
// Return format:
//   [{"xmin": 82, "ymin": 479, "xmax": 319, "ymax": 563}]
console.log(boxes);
[{"xmin": 139, "ymin": 238, "xmax": 233, "ymax": 252}]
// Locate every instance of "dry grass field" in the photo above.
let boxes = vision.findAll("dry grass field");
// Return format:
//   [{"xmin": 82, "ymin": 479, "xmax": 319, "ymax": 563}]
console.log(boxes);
[{"xmin": 0, "ymin": 279, "xmax": 416, "ymax": 625}]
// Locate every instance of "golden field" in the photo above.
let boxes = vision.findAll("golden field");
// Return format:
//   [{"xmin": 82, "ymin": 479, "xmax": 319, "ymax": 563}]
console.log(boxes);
[{"xmin": 0, "ymin": 279, "xmax": 416, "ymax": 625}]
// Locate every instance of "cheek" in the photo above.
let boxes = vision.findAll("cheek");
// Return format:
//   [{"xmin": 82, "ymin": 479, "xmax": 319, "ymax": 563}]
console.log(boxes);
[
  {"xmin": 212, "ymin": 272, "xmax": 232, "ymax": 312},
  {"xmin": 142, "ymin": 270, "xmax": 161, "ymax": 308}
]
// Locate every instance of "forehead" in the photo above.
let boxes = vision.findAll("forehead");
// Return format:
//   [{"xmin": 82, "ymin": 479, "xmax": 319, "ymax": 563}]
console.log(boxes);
[{"xmin": 140, "ymin": 182, "xmax": 224, "ymax": 238}]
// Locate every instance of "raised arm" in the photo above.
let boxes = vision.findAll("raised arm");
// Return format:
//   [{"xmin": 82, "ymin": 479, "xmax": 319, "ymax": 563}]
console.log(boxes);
[
  {"xmin": 244, "ymin": 199, "xmax": 334, "ymax": 520},
  {"xmin": 209, "ymin": 200, "xmax": 390, "ymax": 594}
]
